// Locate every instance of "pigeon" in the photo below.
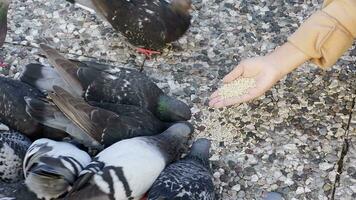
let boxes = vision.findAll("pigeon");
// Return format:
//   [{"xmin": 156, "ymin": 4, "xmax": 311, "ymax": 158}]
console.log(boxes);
[
  {"xmin": 25, "ymin": 85, "xmax": 172, "ymax": 150},
  {"xmin": 0, "ymin": 0, "xmax": 9, "ymax": 67},
  {"xmin": 19, "ymin": 44, "xmax": 192, "ymax": 122},
  {"xmin": 23, "ymin": 138, "xmax": 91, "ymax": 200},
  {"xmin": 147, "ymin": 138, "xmax": 215, "ymax": 200},
  {"xmin": 65, "ymin": 0, "xmax": 192, "ymax": 57},
  {"xmin": 65, "ymin": 122, "xmax": 193, "ymax": 200},
  {"xmin": 0, "ymin": 131, "xmax": 31, "ymax": 183},
  {"xmin": 0, "ymin": 76, "xmax": 67, "ymax": 140}
]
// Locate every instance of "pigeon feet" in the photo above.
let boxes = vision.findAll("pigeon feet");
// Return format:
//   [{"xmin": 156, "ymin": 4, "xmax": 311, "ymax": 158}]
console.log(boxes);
[
  {"xmin": 140, "ymin": 193, "xmax": 148, "ymax": 200},
  {"xmin": 136, "ymin": 48, "xmax": 160, "ymax": 72},
  {"xmin": 136, "ymin": 48, "xmax": 160, "ymax": 59},
  {"xmin": 0, "ymin": 58, "xmax": 7, "ymax": 68}
]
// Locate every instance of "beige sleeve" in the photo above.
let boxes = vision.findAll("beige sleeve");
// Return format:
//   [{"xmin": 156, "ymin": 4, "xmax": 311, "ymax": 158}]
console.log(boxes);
[{"xmin": 287, "ymin": 0, "xmax": 356, "ymax": 68}]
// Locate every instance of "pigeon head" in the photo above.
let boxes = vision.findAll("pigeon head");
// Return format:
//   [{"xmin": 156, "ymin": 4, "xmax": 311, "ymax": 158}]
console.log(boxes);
[
  {"xmin": 157, "ymin": 95, "xmax": 191, "ymax": 122},
  {"xmin": 0, "ymin": 0, "xmax": 10, "ymax": 47},
  {"xmin": 163, "ymin": 122, "xmax": 194, "ymax": 139},
  {"xmin": 158, "ymin": 122, "xmax": 194, "ymax": 162},
  {"xmin": 171, "ymin": 0, "xmax": 192, "ymax": 15},
  {"xmin": 187, "ymin": 138, "xmax": 211, "ymax": 167}
]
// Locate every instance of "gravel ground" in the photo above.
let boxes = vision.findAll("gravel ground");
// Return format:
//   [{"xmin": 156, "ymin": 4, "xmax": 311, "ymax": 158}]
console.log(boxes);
[{"xmin": 1, "ymin": 0, "xmax": 355, "ymax": 199}]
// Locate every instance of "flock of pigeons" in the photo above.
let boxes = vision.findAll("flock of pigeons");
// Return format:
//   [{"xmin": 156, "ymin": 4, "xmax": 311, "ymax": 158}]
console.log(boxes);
[{"xmin": 0, "ymin": 0, "xmax": 217, "ymax": 200}]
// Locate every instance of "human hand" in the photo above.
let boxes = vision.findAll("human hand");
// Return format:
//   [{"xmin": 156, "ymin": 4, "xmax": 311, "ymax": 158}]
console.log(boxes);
[
  {"xmin": 209, "ymin": 56, "xmax": 283, "ymax": 108},
  {"xmin": 209, "ymin": 43, "xmax": 310, "ymax": 108}
]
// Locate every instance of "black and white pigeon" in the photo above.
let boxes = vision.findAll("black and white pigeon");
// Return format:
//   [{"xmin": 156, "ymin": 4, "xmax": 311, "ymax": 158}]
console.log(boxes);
[
  {"xmin": 0, "ymin": 76, "xmax": 67, "ymax": 140},
  {"xmin": 23, "ymin": 138, "xmax": 91, "ymax": 200},
  {"xmin": 65, "ymin": 0, "xmax": 192, "ymax": 56},
  {"xmin": 0, "ymin": 131, "xmax": 31, "ymax": 183},
  {"xmin": 65, "ymin": 122, "xmax": 193, "ymax": 200},
  {"xmin": 25, "ymin": 85, "xmax": 172, "ymax": 149},
  {"xmin": 147, "ymin": 138, "xmax": 215, "ymax": 200},
  {"xmin": 19, "ymin": 44, "xmax": 191, "ymax": 122},
  {"xmin": 0, "ymin": 0, "xmax": 9, "ymax": 67}
]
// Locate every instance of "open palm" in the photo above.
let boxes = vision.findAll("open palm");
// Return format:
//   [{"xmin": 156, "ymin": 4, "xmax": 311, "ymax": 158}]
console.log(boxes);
[{"xmin": 209, "ymin": 57, "xmax": 283, "ymax": 108}]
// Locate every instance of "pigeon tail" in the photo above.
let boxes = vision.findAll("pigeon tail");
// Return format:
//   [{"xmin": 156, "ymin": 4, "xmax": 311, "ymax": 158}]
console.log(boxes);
[
  {"xmin": 19, "ymin": 63, "xmax": 69, "ymax": 93},
  {"xmin": 24, "ymin": 96, "xmax": 72, "ymax": 133},
  {"xmin": 24, "ymin": 96, "xmax": 98, "ymax": 147}
]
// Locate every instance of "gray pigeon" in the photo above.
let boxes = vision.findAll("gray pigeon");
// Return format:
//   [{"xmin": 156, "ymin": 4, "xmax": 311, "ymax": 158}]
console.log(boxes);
[
  {"xmin": 0, "ymin": 131, "xmax": 31, "ymax": 183},
  {"xmin": 23, "ymin": 138, "xmax": 91, "ymax": 200},
  {"xmin": 65, "ymin": 122, "xmax": 193, "ymax": 200},
  {"xmin": 20, "ymin": 44, "xmax": 192, "ymax": 122},
  {"xmin": 148, "ymin": 138, "xmax": 215, "ymax": 200}
]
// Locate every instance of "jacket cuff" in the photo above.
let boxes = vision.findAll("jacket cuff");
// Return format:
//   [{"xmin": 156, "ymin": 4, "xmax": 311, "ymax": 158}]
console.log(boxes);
[
  {"xmin": 288, "ymin": 11, "xmax": 354, "ymax": 68},
  {"xmin": 323, "ymin": 0, "xmax": 356, "ymax": 37}
]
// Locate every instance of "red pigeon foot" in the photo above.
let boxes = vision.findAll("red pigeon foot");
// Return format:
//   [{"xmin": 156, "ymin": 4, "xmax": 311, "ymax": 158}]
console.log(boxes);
[
  {"xmin": 140, "ymin": 193, "xmax": 148, "ymax": 200},
  {"xmin": 0, "ymin": 59, "xmax": 7, "ymax": 68},
  {"xmin": 136, "ymin": 48, "xmax": 160, "ymax": 59}
]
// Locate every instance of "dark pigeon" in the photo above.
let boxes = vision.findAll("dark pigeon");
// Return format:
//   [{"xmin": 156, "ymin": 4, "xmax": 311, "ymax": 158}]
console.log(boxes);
[
  {"xmin": 65, "ymin": 122, "xmax": 194, "ymax": 200},
  {"xmin": 20, "ymin": 44, "xmax": 191, "ymax": 122},
  {"xmin": 25, "ymin": 85, "xmax": 172, "ymax": 150},
  {"xmin": 148, "ymin": 138, "xmax": 215, "ymax": 200},
  {"xmin": 0, "ymin": 131, "xmax": 32, "ymax": 183},
  {"xmin": 66, "ymin": 0, "xmax": 192, "ymax": 51},
  {"xmin": 0, "ymin": 76, "xmax": 67, "ymax": 140}
]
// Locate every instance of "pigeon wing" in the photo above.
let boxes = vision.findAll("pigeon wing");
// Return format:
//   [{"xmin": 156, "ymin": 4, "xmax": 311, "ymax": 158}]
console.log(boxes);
[{"xmin": 39, "ymin": 44, "xmax": 83, "ymax": 97}]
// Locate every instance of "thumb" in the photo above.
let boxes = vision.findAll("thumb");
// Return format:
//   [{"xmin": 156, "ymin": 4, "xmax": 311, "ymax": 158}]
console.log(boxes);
[{"xmin": 223, "ymin": 64, "xmax": 244, "ymax": 83}]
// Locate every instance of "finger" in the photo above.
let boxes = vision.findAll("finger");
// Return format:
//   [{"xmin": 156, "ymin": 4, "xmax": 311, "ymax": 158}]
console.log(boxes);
[
  {"xmin": 208, "ymin": 96, "xmax": 223, "ymax": 107},
  {"xmin": 223, "ymin": 64, "xmax": 244, "ymax": 83},
  {"xmin": 209, "ymin": 91, "xmax": 220, "ymax": 99},
  {"xmin": 211, "ymin": 97, "xmax": 245, "ymax": 108}
]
